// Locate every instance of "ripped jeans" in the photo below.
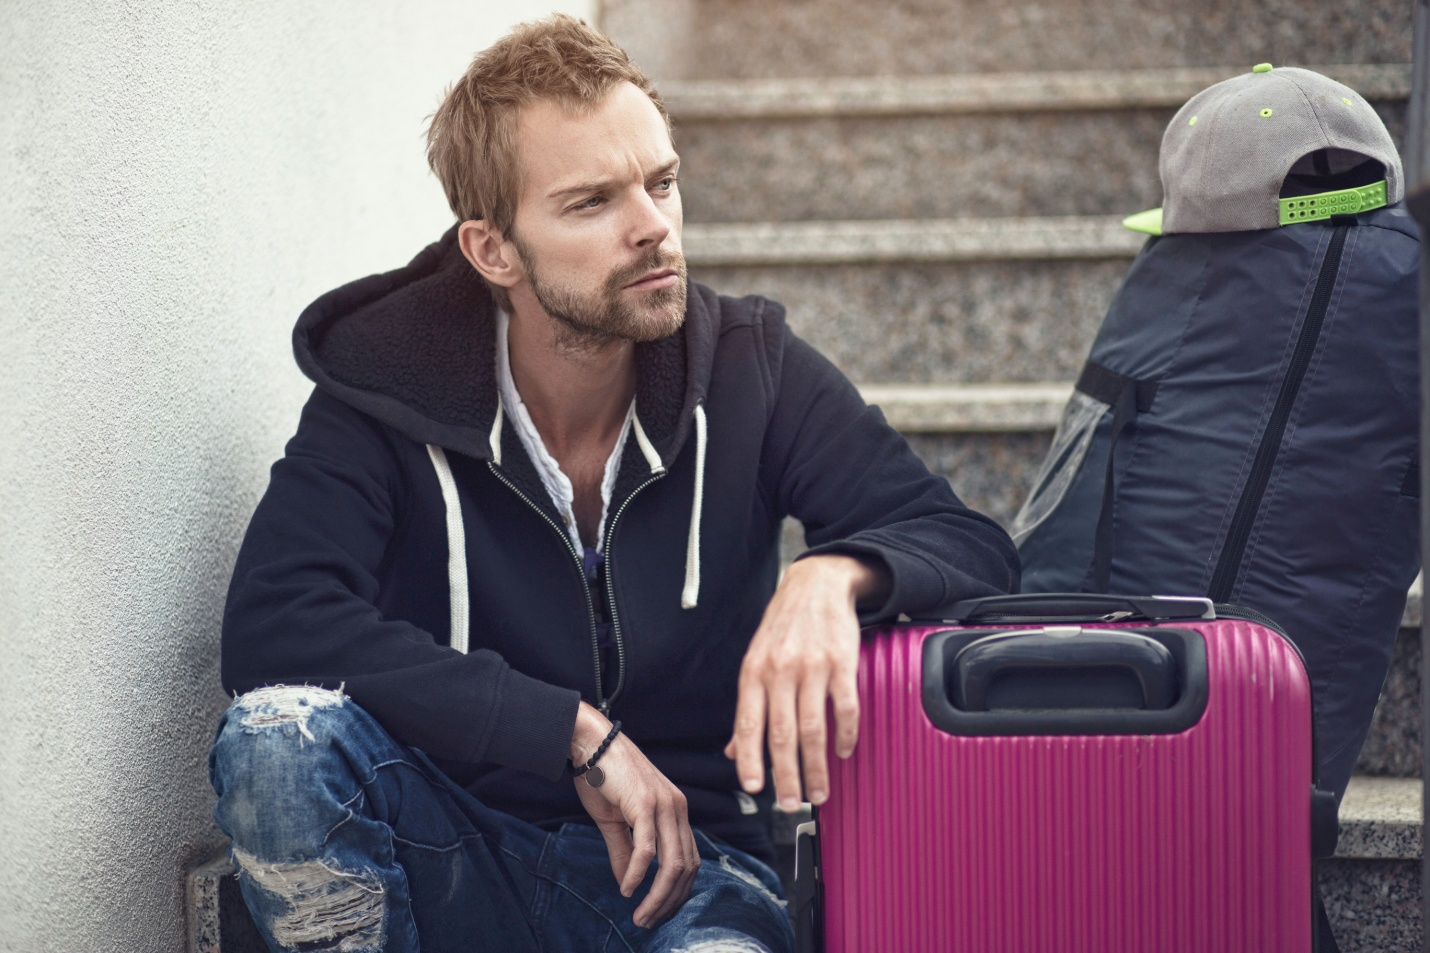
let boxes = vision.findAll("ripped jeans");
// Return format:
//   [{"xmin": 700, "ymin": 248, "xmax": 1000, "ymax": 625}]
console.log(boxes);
[{"xmin": 209, "ymin": 686, "xmax": 794, "ymax": 953}]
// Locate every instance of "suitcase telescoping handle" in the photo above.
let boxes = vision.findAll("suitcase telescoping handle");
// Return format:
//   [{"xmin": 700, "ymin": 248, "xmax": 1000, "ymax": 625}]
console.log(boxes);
[{"xmin": 947, "ymin": 592, "xmax": 1216, "ymax": 624}]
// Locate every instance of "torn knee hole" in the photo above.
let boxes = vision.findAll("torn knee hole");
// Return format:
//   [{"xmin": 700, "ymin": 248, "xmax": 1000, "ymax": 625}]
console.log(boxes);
[
  {"xmin": 718, "ymin": 855, "xmax": 787, "ymax": 909},
  {"xmin": 671, "ymin": 935, "xmax": 772, "ymax": 953},
  {"xmin": 232, "ymin": 847, "xmax": 384, "ymax": 952},
  {"xmin": 234, "ymin": 685, "xmax": 346, "ymax": 742}
]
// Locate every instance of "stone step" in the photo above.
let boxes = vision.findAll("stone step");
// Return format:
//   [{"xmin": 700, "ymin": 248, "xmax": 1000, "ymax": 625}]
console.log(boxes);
[
  {"xmin": 686, "ymin": 216, "xmax": 1140, "ymax": 389},
  {"xmin": 602, "ymin": 0, "xmax": 1411, "ymax": 81},
  {"xmin": 1319, "ymin": 777, "xmax": 1422, "ymax": 951},
  {"xmin": 667, "ymin": 68, "xmax": 1408, "ymax": 224},
  {"xmin": 689, "ymin": 256, "xmax": 1128, "ymax": 386}
]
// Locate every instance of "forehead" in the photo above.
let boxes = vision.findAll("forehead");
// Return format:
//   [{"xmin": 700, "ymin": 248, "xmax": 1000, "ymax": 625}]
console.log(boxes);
[{"xmin": 513, "ymin": 82, "xmax": 675, "ymax": 203}]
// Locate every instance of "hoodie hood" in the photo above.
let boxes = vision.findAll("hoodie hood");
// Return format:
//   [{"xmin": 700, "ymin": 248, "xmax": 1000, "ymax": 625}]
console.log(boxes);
[{"xmin": 293, "ymin": 225, "xmax": 717, "ymax": 471}]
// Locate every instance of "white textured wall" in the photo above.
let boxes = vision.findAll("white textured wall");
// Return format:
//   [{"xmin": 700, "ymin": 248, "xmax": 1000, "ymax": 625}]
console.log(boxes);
[{"xmin": 0, "ymin": 2, "xmax": 592, "ymax": 950}]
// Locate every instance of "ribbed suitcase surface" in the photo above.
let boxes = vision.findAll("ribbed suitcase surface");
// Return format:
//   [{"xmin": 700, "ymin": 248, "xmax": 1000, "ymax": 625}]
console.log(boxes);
[{"xmin": 819, "ymin": 619, "xmax": 1312, "ymax": 953}]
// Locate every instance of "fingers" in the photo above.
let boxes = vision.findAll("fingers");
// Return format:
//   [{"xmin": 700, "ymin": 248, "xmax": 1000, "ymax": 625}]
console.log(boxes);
[
  {"xmin": 830, "ymin": 644, "xmax": 860, "ymax": 753},
  {"xmin": 727, "ymin": 676, "xmax": 768, "ymax": 797},
  {"xmin": 632, "ymin": 793, "xmax": 699, "ymax": 928},
  {"xmin": 797, "ymin": 670, "xmax": 831, "ymax": 805},
  {"xmin": 766, "ymin": 673, "xmax": 802, "ymax": 811}
]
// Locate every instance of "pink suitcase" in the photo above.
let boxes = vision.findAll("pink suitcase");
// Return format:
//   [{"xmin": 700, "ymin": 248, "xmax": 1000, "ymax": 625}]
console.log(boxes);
[{"xmin": 793, "ymin": 594, "xmax": 1337, "ymax": 953}]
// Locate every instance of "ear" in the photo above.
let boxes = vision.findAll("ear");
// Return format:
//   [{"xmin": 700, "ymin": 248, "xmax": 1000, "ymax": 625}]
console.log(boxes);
[{"xmin": 457, "ymin": 219, "xmax": 523, "ymax": 292}]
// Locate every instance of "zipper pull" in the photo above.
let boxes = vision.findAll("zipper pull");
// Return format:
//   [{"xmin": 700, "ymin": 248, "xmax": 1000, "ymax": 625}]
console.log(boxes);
[
  {"xmin": 599, "ymin": 700, "xmax": 611, "ymax": 716},
  {"xmin": 1099, "ymin": 611, "xmax": 1135, "ymax": 622}
]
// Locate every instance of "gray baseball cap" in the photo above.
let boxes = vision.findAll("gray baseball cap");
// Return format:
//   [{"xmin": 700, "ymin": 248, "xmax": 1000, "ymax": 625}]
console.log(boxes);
[{"xmin": 1123, "ymin": 64, "xmax": 1402, "ymax": 236}]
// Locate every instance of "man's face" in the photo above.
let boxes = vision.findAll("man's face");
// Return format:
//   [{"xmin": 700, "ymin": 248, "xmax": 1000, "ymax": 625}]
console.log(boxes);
[{"xmin": 507, "ymin": 82, "xmax": 686, "ymax": 349}]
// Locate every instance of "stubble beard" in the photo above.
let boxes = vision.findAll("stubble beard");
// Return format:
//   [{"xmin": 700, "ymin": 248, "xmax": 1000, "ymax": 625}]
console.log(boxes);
[{"xmin": 514, "ymin": 236, "xmax": 689, "ymax": 355}]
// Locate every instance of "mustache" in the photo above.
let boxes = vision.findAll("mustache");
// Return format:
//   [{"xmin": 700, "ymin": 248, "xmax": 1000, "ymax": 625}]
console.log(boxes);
[{"xmin": 607, "ymin": 247, "xmax": 687, "ymax": 293}]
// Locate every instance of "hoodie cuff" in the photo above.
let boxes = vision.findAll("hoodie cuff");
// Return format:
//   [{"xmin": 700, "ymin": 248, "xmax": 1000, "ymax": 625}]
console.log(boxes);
[
  {"xmin": 797, "ymin": 541, "xmax": 945, "ymax": 625},
  {"xmin": 483, "ymin": 667, "xmax": 582, "ymax": 782}
]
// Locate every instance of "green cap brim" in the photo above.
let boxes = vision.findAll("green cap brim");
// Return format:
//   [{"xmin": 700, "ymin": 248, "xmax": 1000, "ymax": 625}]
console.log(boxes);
[{"xmin": 1122, "ymin": 207, "xmax": 1164, "ymax": 236}]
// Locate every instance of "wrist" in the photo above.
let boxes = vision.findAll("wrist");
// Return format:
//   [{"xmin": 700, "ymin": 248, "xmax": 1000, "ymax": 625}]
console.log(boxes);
[
  {"xmin": 570, "ymin": 700, "xmax": 613, "ymax": 764},
  {"xmin": 790, "ymin": 553, "xmax": 889, "ymax": 605}
]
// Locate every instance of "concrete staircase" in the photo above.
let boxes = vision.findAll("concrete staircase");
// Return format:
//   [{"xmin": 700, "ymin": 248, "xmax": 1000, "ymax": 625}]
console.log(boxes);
[{"xmin": 602, "ymin": 0, "xmax": 1420, "ymax": 949}]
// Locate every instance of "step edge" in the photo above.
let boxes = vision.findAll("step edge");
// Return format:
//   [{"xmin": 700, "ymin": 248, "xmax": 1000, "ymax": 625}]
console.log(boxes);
[
  {"xmin": 857, "ymin": 381, "xmax": 1072, "ymax": 432},
  {"xmin": 686, "ymin": 215, "xmax": 1145, "ymax": 265},
  {"xmin": 663, "ymin": 64, "xmax": 1412, "ymax": 121}
]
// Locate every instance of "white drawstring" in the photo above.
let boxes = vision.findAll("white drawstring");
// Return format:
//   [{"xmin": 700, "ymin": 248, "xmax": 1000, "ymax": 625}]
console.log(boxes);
[
  {"xmin": 425, "ymin": 445, "xmax": 470, "ymax": 653},
  {"xmin": 434, "ymin": 399, "xmax": 703, "ymax": 634},
  {"xmin": 631, "ymin": 409, "xmax": 666, "ymax": 476},
  {"xmin": 488, "ymin": 395, "xmax": 504, "ymax": 465},
  {"xmin": 680, "ymin": 403, "xmax": 707, "ymax": 609}
]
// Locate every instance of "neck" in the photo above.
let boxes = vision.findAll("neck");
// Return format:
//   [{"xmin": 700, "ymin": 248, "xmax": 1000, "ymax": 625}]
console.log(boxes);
[{"xmin": 506, "ymin": 301, "xmax": 636, "ymax": 457}]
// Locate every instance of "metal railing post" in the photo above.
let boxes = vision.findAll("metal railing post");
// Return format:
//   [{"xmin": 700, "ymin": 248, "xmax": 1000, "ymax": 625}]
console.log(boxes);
[{"xmin": 1411, "ymin": 4, "xmax": 1430, "ymax": 951}]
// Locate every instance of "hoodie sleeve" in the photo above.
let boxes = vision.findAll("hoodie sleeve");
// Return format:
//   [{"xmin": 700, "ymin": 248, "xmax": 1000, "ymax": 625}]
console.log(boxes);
[
  {"xmin": 221, "ymin": 388, "xmax": 579, "ymax": 781},
  {"xmin": 761, "ymin": 327, "xmax": 1020, "ymax": 621}
]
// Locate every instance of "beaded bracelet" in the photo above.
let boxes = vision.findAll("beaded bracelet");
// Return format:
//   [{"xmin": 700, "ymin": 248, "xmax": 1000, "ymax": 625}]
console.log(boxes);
[{"xmin": 571, "ymin": 720, "xmax": 622, "ymax": 787}]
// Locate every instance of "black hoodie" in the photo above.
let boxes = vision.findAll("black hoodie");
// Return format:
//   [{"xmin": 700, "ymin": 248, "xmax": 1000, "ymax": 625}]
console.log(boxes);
[{"xmin": 221, "ymin": 227, "xmax": 1019, "ymax": 858}]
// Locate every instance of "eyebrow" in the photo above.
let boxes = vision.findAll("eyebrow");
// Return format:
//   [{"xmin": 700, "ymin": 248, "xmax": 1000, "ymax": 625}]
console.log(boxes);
[{"xmin": 546, "ymin": 158, "xmax": 680, "ymax": 201}]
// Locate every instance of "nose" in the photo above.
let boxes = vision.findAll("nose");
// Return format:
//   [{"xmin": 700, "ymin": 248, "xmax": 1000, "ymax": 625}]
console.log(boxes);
[{"xmin": 628, "ymin": 190, "xmax": 672, "ymax": 250}]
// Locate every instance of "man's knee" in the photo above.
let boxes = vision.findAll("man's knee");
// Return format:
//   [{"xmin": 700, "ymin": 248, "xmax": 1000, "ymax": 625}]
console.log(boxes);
[{"xmin": 210, "ymin": 685, "xmax": 368, "ymax": 852}]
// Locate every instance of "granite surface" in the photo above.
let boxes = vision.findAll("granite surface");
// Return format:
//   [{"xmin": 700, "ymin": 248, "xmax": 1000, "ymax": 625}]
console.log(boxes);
[
  {"xmin": 678, "ymin": 109, "xmax": 1169, "ymax": 224},
  {"xmin": 603, "ymin": 0, "xmax": 1413, "ymax": 81},
  {"xmin": 674, "ymin": 103, "xmax": 1407, "ymax": 225},
  {"xmin": 1319, "ymin": 860, "xmax": 1421, "ymax": 953},
  {"xmin": 1356, "ymin": 627, "xmax": 1422, "ymax": 778},
  {"xmin": 904, "ymin": 431, "xmax": 1052, "ymax": 529},
  {"xmin": 691, "ymin": 259, "xmax": 1123, "ymax": 385},
  {"xmin": 1336, "ymin": 777, "xmax": 1422, "ymax": 860},
  {"xmin": 187, "ymin": 849, "xmax": 267, "ymax": 953}
]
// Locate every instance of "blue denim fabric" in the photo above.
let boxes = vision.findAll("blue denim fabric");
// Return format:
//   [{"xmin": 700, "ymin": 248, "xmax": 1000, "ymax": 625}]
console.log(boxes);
[{"xmin": 209, "ymin": 686, "xmax": 794, "ymax": 953}]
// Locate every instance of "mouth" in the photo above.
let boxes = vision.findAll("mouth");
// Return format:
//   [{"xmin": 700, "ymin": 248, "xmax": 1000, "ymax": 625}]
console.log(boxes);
[{"xmin": 623, "ymin": 268, "xmax": 680, "ymax": 292}]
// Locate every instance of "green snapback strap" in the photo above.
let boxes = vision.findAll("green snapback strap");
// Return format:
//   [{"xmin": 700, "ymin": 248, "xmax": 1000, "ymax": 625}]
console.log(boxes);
[{"xmin": 1279, "ymin": 180, "xmax": 1387, "ymax": 226}]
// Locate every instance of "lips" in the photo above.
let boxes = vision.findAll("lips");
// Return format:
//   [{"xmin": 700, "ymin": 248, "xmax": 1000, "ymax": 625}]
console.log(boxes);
[{"xmin": 623, "ymin": 268, "xmax": 680, "ymax": 291}]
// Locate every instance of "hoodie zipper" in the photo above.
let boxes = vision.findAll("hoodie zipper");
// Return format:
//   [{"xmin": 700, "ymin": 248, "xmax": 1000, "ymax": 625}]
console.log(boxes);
[
  {"xmin": 490, "ymin": 460, "xmax": 668, "ymax": 716},
  {"xmin": 599, "ymin": 471, "xmax": 667, "ymax": 714},
  {"xmin": 487, "ymin": 462, "xmax": 610, "ymax": 711},
  {"xmin": 1207, "ymin": 224, "xmax": 1349, "ymax": 603}
]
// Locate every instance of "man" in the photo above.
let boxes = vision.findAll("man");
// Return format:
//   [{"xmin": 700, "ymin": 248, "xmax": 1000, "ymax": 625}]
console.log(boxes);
[{"xmin": 211, "ymin": 15, "xmax": 1018, "ymax": 953}]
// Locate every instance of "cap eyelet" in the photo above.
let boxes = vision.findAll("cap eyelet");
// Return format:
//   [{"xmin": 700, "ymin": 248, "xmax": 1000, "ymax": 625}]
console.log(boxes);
[
  {"xmin": 1259, "ymin": 108, "xmax": 1274, "ymax": 118},
  {"xmin": 1188, "ymin": 115, "xmax": 1198, "ymax": 126}
]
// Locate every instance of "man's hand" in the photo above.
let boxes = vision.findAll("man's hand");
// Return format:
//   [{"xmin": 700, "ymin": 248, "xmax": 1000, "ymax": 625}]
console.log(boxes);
[
  {"xmin": 724, "ymin": 554, "xmax": 890, "ymax": 811},
  {"xmin": 570, "ymin": 702, "xmax": 699, "ymax": 929}
]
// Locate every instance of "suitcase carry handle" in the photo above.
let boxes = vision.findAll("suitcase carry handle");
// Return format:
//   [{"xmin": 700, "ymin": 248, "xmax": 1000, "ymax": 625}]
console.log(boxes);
[
  {"xmin": 922, "ymin": 625, "xmax": 1210, "ymax": 736},
  {"xmin": 951, "ymin": 630, "xmax": 1179, "ymax": 712},
  {"xmin": 947, "ymin": 592, "xmax": 1216, "ymax": 623}
]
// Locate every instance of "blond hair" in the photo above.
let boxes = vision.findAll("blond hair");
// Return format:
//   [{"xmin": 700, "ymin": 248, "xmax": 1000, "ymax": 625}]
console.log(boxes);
[{"xmin": 426, "ymin": 14, "xmax": 670, "ymax": 239}]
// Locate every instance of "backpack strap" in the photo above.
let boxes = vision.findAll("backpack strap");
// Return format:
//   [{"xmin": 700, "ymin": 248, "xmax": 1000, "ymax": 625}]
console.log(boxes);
[{"xmin": 1074, "ymin": 361, "xmax": 1159, "ymax": 592}]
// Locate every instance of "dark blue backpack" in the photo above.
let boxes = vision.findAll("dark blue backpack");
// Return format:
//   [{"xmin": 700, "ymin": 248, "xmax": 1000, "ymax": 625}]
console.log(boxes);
[{"xmin": 1012, "ymin": 205, "xmax": 1421, "ymax": 799}]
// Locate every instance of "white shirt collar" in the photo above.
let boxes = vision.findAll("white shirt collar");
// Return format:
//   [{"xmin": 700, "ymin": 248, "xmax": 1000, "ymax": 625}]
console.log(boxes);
[{"xmin": 494, "ymin": 309, "xmax": 633, "ymax": 552}]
